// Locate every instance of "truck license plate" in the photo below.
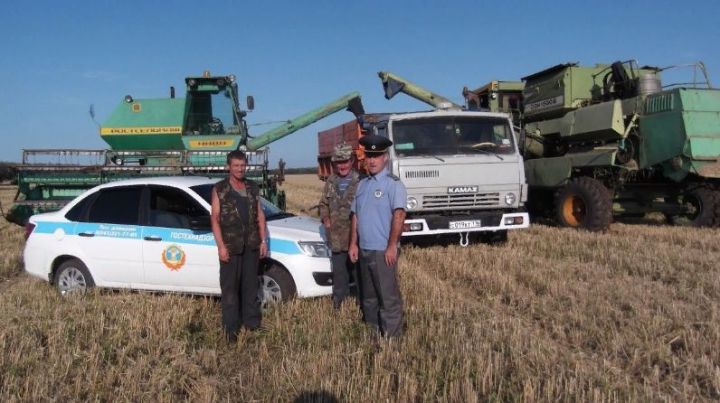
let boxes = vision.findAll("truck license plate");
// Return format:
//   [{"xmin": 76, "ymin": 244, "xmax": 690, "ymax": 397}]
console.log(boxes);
[{"xmin": 449, "ymin": 220, "xmax": 482, "ymax": 229}]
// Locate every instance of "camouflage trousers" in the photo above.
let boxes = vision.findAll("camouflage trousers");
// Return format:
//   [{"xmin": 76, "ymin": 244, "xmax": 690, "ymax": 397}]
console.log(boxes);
[{"xmin": 331, "ymin": 252, "xmax": 358, "ymax": 309}]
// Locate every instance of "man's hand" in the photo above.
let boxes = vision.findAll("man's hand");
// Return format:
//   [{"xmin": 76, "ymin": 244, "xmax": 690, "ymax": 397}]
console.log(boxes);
[
  {"xmin": 259, "ymin": 242, "xmax": 268, "ymax": 258},
  {"xmin": 385, "ymin": 245, "xmax": 398, "ymax": 266},
  {"xmin": 349, "ymin": 243, "xmax": 359, "ymax": 263},
  {"xmin": 322, "ymin": 217, "xmax": 331, "ymax": 230},
  {"xmin": 218, "ymin": 245, "xmax": 230, "ymax": 263}
]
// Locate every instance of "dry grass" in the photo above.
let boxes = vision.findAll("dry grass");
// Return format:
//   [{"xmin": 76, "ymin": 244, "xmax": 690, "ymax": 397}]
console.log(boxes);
[
  {"xmin": 1, "ymin": 176, "xmax": 719, "ymax": 401},
  {"xmin": 0, "ymin": 186, "xmax": 23, "ymax": 282}
]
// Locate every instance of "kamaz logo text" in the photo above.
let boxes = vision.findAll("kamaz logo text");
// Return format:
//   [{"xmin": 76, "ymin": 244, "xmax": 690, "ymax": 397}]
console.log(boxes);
[{"xmin": 447, "ymin": 186, "xmax": 478, "ymax": 194}]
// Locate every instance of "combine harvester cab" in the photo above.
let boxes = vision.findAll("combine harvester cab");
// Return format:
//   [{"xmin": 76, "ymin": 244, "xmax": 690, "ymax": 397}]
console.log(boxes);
[
  {"xmin": 7, "ymin": 72, "xmax": 364, "ymax": 226},
  {"xmin": 318, "ymin": 71, "xmax": 530, "ymax": 246},
  {"xmin": 465, "ymin": 60, "xmax": 720, "ymax": 230}
]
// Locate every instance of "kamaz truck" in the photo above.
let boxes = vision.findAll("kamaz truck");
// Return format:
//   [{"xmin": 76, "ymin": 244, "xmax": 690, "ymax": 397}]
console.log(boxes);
[
  {"xmin": 318, "ymin": 72, "xmax": 529, "ymax": 246},
  {"xmin": 465, "ymin": 60, "xmax": 720, "ymax": 231},
  {"xmin": 7, "ymin": 71, "xmax": 364, "ymax": 225}
]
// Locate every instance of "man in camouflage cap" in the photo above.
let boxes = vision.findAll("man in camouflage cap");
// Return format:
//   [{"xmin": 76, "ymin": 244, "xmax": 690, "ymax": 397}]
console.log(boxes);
[{"xmin": 318, "ymin": 143, "xmax": 361, "ymax": 309}]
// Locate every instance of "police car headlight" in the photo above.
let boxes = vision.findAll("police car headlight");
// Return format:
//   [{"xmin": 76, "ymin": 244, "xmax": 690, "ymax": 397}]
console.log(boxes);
[
  {"xmin": 504, "ymin": 192, "xmax": 517, "ymax": 205},
  {"xmin": 406, "ymin": 196, "xmax": 418, "ymax": 210},
  {"xmin": 298, "ymin": 241, "xmax": 331, "ymax": 258}
]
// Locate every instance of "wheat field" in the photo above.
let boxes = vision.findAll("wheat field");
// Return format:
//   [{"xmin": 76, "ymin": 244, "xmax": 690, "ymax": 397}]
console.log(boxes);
[{"xmin": 0, "ymin": 177, "xmax": 718, "ymax": 401}]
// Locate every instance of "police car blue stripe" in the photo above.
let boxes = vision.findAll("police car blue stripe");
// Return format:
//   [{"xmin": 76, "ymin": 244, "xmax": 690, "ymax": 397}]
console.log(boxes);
[
  {"xmin": 33, "ymin": 222, "xmax": 76, "ymax": 234},
  {"xmin": 143, "ymin": 227, "xmax": 215, "ymax": 246},
  {"xmin": 268, "ymin": 238, "xmax": 301, "ymax": 254},
  {"xmin": 32, "ymin": 221, "xmax": 302, "ymax": 255}
]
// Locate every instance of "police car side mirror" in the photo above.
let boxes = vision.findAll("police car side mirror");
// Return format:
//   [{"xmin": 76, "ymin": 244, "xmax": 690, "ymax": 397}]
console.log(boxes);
[{"xmin": 190, "ymin": 215, "xmax": 212, "ymax": 231}]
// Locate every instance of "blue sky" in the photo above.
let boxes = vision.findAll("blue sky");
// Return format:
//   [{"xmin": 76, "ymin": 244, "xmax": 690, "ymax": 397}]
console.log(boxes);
[{"xmin": 1, "ymin": 0, "xmax": 718, "ymax": 167}]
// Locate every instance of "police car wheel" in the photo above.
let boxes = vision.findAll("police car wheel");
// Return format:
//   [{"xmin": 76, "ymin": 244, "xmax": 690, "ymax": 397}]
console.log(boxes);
[
  {"xmin": 54, "ymin": 259, "xmax": 95, "ymax": 296},
  {"xmin": 258, "ymin": 265, "xmax": 296, "ymax": 310}
]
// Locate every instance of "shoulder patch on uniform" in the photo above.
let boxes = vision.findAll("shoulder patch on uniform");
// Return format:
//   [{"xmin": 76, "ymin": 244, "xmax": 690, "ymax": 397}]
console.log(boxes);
[{"xmin": 387, "ymin": 173, "xmax": 400, "ymax": 181}]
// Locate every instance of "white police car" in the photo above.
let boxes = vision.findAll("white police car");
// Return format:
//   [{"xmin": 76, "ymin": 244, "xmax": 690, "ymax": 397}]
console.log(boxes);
[{"xmin": 23, "ymin": 177, "xmax": 333, "ymax": 305}]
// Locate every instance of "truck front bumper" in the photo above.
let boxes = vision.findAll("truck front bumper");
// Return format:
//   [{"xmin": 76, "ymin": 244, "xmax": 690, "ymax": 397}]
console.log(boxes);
[{"xmin": 402, "ymin": 211, "xmax": 530, "ymax": 236}]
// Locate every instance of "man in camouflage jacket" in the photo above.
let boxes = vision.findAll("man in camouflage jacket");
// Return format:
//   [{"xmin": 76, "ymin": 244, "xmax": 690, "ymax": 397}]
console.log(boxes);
[
  {"xmin": 319, "ymin": 143, "xmax": 361, "ymax": 309},
  {"xmin": 211, "ymin": 150, "xmax": 267, "ymax": 342}
]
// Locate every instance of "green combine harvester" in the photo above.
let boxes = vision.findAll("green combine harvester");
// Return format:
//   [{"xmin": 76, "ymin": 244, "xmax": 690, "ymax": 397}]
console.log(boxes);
[
  {"xmin": 6, "ymin": 71, "xmax": 364, "ymax": 225},
  {"xmin": 465, "ymin": 60, "xmax": 720, "ymax": 230}
]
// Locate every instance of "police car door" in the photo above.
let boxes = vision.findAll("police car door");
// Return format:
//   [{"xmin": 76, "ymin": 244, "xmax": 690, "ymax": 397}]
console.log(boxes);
[
  {"xmin": 140, "ymin": 185, "xmax": 219, "ymax": 293},
  {"xmin": 75, "ymin": 185, "xmax": 144, "ymax": 286}
]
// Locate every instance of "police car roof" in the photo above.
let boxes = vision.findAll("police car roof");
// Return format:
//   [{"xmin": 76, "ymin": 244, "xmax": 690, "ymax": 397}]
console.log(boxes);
[{"xmin": 95, "ymin": 176, "xmax": 221, "ymax": 190}]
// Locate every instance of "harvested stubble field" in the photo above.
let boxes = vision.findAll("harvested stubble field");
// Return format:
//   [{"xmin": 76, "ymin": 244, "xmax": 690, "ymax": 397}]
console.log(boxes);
[{"xmin": 0, "ymin": 176, "xmax": 718, "ymax": 401}]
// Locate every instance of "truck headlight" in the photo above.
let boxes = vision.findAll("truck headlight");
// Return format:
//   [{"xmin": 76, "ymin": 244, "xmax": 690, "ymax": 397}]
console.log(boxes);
[
  {"xmin": 505, "ymin": 192, "xmax": 517, "ymax": 205},
  {"xmin": 298, "ymin": 241, "xmax": 331, "ymax": 258},
  {"xmin": 406, "ymin": 196, "xmax": 418, "ymax": 210}
]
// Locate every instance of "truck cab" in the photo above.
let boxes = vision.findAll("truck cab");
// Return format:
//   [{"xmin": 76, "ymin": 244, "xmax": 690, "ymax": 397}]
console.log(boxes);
[
  {"xmin": 362, "ymin": 110, "xmax": 529, "ymax": 243},
  {"xmin": 317, "ymin": 70, "xmax": 529, "ymax": 245}
]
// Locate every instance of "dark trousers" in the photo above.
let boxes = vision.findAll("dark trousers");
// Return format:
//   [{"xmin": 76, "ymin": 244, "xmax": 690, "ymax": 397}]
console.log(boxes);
[
  {"xmin": 331, "ymin": 252, "xmax": 356, "ymax": 308},
  {"xmin": 359, "ymin": 249, "xmax": 404, "ymax": 337},
  {"xmin": 220, "ymin": 251, "xmax": 261, "ymax": 338}
]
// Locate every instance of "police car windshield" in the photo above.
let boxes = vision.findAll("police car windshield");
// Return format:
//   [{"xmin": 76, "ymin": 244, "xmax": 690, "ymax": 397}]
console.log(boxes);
[
  {"xmin": 189, "ymin": 184, "xmax": 292, "ymax": 220},
  {"xmin": 391, "ymin": 116, "xmax": 515, "ymax": 157}
]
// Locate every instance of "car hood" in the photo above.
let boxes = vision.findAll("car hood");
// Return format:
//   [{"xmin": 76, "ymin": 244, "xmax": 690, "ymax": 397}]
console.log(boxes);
[{"xmin": 268, "ymin": 216, "xmax": 326, "ymax": 242}]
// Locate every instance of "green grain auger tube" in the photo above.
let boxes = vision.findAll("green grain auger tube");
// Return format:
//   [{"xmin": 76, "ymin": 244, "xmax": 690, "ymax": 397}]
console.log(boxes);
[
  {"xmin": 7, "ymin": 72, "xmax": 364, "ymax": 226},
  {"xmin": 379, "ymin": 71, "xmax": 464, "ymax": 110},
  {"xmin": 466, "ymin": 60, "xmax": 720, "ymax": 231}
]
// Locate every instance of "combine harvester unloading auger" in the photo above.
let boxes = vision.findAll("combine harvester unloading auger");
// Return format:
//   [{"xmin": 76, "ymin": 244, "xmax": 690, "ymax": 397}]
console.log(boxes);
[{"xmin": 6, "ymin": 71, "xmax": 364, "ymax": 226}]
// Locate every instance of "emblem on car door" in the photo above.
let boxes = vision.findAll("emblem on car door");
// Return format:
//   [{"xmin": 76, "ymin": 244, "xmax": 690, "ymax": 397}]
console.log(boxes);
[{"xmin": 162, "ymin": 245, "xmax": 186, "ymax": 271}]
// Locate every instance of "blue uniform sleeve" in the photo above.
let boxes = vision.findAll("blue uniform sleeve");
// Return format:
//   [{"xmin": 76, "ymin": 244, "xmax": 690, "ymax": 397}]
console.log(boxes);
[{"xmin": 390, "ymin": 181, "xmax": 407, "ymax": 211}]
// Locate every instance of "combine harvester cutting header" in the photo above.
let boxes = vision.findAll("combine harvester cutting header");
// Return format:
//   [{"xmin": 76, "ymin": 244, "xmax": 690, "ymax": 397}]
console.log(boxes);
[
  {"xmin": 7, "ymin": 71, "xmax": 364, "ymax": 225},
  {"xmin": 464, "ymin": 60, "xmax": 720, "ymax": 230}
]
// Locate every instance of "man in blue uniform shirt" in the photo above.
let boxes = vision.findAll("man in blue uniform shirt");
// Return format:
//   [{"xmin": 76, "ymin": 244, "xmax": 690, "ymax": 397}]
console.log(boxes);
[{"xmin": 349, "ymin": 134, "xmax": 407, "ymax": 338}]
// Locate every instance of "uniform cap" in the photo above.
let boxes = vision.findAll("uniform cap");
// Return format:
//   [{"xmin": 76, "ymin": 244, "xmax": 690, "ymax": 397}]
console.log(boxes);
[
  {"xmin": 359, "ymin": 134, "xmax": 393, "ymax": 154},
  {"xmin": 331, "ymin": 143, "xmax": 353, "ymax": 162}
]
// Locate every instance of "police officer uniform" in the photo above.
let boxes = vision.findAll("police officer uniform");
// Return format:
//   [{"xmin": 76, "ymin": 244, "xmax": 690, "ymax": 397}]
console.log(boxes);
[
  {"xmin": 318, "ymin": 143, "xmax": 360, "ymax": 309},
  {"xmin": 351, "ymin": 134, "xmax": 407, "ymax": 337}
]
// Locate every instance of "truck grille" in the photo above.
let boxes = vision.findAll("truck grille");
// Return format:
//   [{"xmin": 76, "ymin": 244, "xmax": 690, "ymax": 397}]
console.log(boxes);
[
  {"xmin": 422, "ymin": 192, "xmax": 500, "ymax": 209},
  {"xmin": 405, "ymin": 170, "xmax": 439, "ymax": 179}
]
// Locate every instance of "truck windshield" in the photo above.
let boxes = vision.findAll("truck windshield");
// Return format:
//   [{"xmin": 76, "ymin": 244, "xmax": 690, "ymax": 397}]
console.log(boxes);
[
  {"xmin": 184, "ymin": 88, "xmax": 240, "ymax": 135},
  {"xmin": 391, "ymin": 116, "xmax": 515, "ymax": 157}
]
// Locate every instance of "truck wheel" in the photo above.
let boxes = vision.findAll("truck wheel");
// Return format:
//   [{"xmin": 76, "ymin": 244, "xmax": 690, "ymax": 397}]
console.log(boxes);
[
  {"xmin": 258, "ymin": 264, "xmax": 296, "ymax": 310},
  {"xmin": 526, "ymin": 187, "xmax": 554, "ymax": 222},
  {"xmin": 669, "ymin": 186, "xmax": 719, "ymax": 227},
  {"xmin": 54, "ymin": 258, "xmax": 95, "ymax": 296},
  {"xmin": 554, "ymin": 177, "xmax": 612, "ymax": 231},
  {"xmin": 479, "ymin": 230, "xmax": 508, "ymax": 245}
]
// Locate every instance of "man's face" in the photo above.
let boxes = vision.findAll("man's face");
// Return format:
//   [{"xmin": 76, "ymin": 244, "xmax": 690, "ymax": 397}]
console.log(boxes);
[
  {"xmin": 365, "ymin": 152, "xmax": 386, "ymax": 175},
  {"xmin": 228, "ymin": 158, "xmax": 247, "ymax": 181},
  {"xmin": 333, "ymin": 158, "xmax": 352, "ymax": 177}
]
